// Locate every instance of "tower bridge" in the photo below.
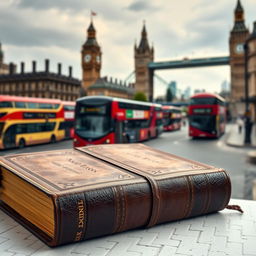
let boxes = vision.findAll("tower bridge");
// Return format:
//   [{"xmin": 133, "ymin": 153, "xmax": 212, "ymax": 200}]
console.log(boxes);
[{"xmin": 148, "ymin": 56, "xmax": 230, "ymax": 71}]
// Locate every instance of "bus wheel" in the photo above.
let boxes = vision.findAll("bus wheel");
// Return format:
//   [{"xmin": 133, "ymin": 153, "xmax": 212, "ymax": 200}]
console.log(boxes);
[
  {"xmin": 18, "ymin": 138, "xmax": 26, "ymax": 148},
  {"xmin": 50, "ymin": 135, "xmax": 56, "ymax": 143}
]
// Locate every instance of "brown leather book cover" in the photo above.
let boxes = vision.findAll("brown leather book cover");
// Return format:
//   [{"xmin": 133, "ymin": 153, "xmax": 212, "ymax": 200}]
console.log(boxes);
[{"xmin": 0, "ymin": 144, "xmax": 231, "ymax": 246}]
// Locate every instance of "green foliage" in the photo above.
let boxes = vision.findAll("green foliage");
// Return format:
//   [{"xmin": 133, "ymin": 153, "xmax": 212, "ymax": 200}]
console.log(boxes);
[{"xmin": 133, "ymin": 92, "xmax": 147, "ymax": 102}]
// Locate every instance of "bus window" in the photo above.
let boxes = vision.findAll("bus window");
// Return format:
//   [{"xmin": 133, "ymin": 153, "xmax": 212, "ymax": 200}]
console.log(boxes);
[
  {"xmin": 17, "ymin": 124, "xmax": 28, "ymax": 134},
  {"xmin": 190, "ymin": 98, "xmax": 217, "ymax": 105},
  {"xmin": 190, "ymin": 115, "xmax": 216, "ymax": 134},
  {"xmin": 76, "ymin": 115, "xmax": 111, "ymax": 139},
  {"xmin": 27, "ymin": 102, "xmax": 38, "ymax": 109},
  {"xmin": 64, "ymin": 105, "xmax": 75, "ymax": 111},
  {"xmin": 3, "ymin": 124, "xmax": 17, "ymax": 148},
  {"xmin": 39, "ymin": 103, "xmax": 54, "ymax": 109},
  {"xmin": 0, "ymin": 101, "xmax": 13, "ymax": 108},
  {"xmin": 156, "ymin": 119, "xmax": 162, "ymax": 126},
  {"xmin": 45, "ymin": 122, "xmax": 56, "ymax": 131},
  {"xmin": 15, "ymin": 102, "xmax": 26, "ymax": 108},
  {"xmin": 58, "ymin": 121, "xmax": 74, "ymax": 130}
]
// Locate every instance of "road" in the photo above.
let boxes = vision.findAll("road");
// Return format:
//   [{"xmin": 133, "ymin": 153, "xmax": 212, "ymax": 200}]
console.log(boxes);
[{"xmin": 0, "ymin": 124, "xmax": 252, "ymax": 199}]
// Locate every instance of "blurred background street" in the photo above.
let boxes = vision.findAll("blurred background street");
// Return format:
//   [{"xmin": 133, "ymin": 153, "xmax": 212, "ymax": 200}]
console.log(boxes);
[{"xmin": 1, "ymin": 122, "xmax": 254, "ymax": 200}]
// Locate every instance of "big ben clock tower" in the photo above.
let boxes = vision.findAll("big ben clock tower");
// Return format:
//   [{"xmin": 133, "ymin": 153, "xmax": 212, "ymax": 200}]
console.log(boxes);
[
  {"xmin": 134, "ymin": 22, "xmax": 154, "ymax": 100},
  {"xmin": 229, "ymin": 0, "xmax": 249, "ymax": 115},
  {"xmin": 81, "ymin": 20, "xmax": 102, "ymax": 92}
]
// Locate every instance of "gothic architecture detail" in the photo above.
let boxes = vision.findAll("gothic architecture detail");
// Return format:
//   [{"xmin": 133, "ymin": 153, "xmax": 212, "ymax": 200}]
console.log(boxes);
[
  {"xmin": 134, "ymin": 23, "xmax": 154, "ymax": 100},
  {"xmin": 229, "ymin": 0, "xmax": 249, "ymax": 115},
  {"xmin": 87, "ymin": 76, "xmax": 134, "ymax": 99},
  {"xmin": 247, "ymin": 21, "xmax": 256, "ymax": 121},
  {"xmin": 0, "ymin": 43, "xmax": 15, "ymax": 75},
  {"xmin": 81, "ymin": 21, "xmax": 102, "ymax": 93}
]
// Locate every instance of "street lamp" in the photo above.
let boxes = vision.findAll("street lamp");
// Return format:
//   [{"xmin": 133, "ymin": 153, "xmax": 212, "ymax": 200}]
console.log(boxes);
[{"xmin": 243, "ymin": 42, "xmax": 252, "ymax": 144}]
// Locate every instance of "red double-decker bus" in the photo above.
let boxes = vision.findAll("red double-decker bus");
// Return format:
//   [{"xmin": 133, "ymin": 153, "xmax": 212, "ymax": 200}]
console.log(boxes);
[
  {"xmin": 73, "ymin": 96, "xmax": 163, "ymax": 147},
  {"xmin": 188, "ymin": 93, "xmax": 226, "ymax": 138},
  {"xmin": 61, "ymin": 101, "xmax": 75, "ymax": 139},
  {"xmin": 162, "ymin": 105, "xmax": 182, "ymax": 131},
  {"xmin": 0, "ymin": 95, "xmax": 65, "ymax": 149}
]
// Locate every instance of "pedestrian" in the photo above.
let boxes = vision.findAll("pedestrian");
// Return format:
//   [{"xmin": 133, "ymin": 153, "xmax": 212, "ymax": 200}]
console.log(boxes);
[{"xmin": 237, "ymin": 116, "xmax": 243, "ymax": 134}]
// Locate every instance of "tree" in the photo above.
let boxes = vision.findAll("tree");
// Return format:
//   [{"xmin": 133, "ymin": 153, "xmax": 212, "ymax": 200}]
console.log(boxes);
[
  {"xmin": 166, "ymin": 88, "xmax": 173, "ymax": 102},
  {"xmin": 133, "ymin": 92, "xmax": 147, "ymax": 102}
]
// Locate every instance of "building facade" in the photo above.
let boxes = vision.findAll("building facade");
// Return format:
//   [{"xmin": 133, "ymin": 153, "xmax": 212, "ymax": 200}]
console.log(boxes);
[
  {"xmin": 87, "ymin": 77, "xmax": 134, "ymax": 99},
  {"xmin": 0, "ymin": 43, "xmax": 16, "ymax": 75},
  {"xmin": 81, "ymin": 21, "xmax": 102, "ymax": 93},
  {"xmin": 229, "ymin": 0, "xmax": 249, "ymax": 116},
  {"xmin": 134, "ymin": 23, "xmax": 154, "ymax": 100},
  {"xmin": 247, "ymin": 22, "xmax": 256, "ymax": 122},
  {"xmin": 81, "ymin": 20, "xmax": 134, "ymax": 99},
  {"xmin": 0, "ymin": 60, "xmax": 80, "ymax": 101}
]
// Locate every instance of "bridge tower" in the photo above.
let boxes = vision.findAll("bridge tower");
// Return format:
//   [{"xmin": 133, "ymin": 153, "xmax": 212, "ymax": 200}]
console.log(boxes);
[
  {"xmin": 134, "ymin": 22, "xmax": 154, "ymax": 100},
  {"xmin": 229, "ymin": 0, "xmax": 249, "ymax": 116}
]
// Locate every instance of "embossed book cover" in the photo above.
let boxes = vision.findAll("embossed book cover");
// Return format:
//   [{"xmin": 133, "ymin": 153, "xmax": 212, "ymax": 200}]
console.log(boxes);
[{"xmin": 0, "ymin": 144, "xmax": 231, "ymax": 246}]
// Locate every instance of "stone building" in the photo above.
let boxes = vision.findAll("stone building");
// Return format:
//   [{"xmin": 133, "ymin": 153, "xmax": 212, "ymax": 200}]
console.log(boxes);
[
  {"xmin": 229, "ymin": 0, "xmax": 249, "ymax": 116},
  {"xmin": 0, "ymin": 43, "xmax": 16, "ymax": 75},
  {"xmin": 81, "ymin": 20, "xmax": 134, "ymax": 99},
  {"xmin": 134, "ymin": 23, "xmax": 154, "ymax": 100},
  {"xmin": 87, "ymin": 77, "xmax": 134, "ymax": 99},
  {"xmin": 247, "ymin": 22, "xmax": 256, "ymax": 122},
  {"xmin": 0, "ymin": 59, "xmax": 80, "ymax": 101}
]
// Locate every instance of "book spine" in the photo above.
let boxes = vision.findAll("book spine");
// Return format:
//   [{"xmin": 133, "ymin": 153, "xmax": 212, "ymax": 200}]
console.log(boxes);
[
  {"xmin": 55, "ymin": 170, "xmax": 230, "ymax": 246},
  {"xmin": 154, "ymin": 170, "xmax": 231, "ymax": 224},
  {"xmin": 55, "ymin": 182, "xmax": 152, "ymax": 245}
]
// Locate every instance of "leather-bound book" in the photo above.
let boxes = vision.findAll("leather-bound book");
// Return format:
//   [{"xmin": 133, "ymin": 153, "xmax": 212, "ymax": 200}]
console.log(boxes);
[{"xmin": 0, "ymin": 144, "xmax": 231, "ymax": 247}]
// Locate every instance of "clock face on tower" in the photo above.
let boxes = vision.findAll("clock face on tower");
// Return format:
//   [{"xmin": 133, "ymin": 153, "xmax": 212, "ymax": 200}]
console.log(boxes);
[
  {"xmin": 96, "ymin": 55, "xmax": 101, "ymax": 63},
  {"xmin": 84, "ymin": 54, "xmax": 91, "ymax": 63},
  {"xmin": 235, "ymin": 43, "xmax": 244, "ymax": 54}
]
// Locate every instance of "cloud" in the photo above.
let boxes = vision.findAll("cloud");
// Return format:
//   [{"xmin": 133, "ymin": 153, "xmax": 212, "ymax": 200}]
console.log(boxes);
[
  {"xmin": 0, "ymin": 10, "xmax": 80, "ymax": 49},
  {"xmin": 0, "ymin": 3, "xmax": 86, "ymax": 50},
  {"xmin": 15, "ymin": 0, "xmax": 88, "ymax": 12},
  {"xmin": 127, "ymin": 0, "xmax": 158, "ymax": 12}
]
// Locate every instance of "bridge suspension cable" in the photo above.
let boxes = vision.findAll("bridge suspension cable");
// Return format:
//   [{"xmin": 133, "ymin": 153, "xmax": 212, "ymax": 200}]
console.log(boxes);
[
  {"xmin": 124, "ymin": 71, "xmax": 135, "ymax": 84},
  {"xmin": 154, "ymin": 73, "xmax": 169, "ymax": 86}
]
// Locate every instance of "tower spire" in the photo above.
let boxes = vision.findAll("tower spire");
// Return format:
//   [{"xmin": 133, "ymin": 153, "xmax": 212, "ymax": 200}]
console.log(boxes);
[
  {"xmin": 137, "ymin": 21, "xmax": 150, "ymax": 53},
  {"xmin": 83, "ymin": 19, "xmax": 99, "ymax": 47},
  {"xmin": 232, "ymin": 0, "xmax": 247, "ymax": 32},
  {"xmin": 235, "ymin": 0, "xmax": 243, "ymax": 12}
]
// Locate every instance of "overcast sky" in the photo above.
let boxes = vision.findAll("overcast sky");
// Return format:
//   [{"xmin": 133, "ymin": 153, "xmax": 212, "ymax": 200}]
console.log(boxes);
[{"xmin": 1, "ymin": 0, "xmax": 256, "ymax": 97}]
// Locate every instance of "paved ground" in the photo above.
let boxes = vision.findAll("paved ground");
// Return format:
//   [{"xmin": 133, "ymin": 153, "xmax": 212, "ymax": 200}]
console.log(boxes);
[
  {"xmin": 225, "ymin": 123, "xmax": 256, "ymax": 200},
  {"xmin": 0, "ymin": 125, "xmax": 256, "ymax": 255},
  {"xmin": 226, "ymin": 123, "xmax": 256, "ymax": 148},
  {"xmin": 0, "ymin": 199, "xmax": 255, "ymax": 256}
]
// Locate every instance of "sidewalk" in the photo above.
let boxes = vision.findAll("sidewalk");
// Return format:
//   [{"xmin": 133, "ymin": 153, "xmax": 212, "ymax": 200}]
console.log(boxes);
[
  {"xmin": 226, "ymin": 123, "xmax": 256, "ymax": 148},
  {"xmin": 0, "ymin": 199, "xmax": 255, "ymax": 256}
]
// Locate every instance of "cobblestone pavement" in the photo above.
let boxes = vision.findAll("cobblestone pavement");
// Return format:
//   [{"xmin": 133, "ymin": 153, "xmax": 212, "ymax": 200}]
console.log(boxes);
[{"xmin": 0, "ymin": 199, "xmax": 255, "ymax": 256}]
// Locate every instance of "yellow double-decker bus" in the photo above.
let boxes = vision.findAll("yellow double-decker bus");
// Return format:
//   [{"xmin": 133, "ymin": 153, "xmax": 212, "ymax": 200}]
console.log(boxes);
[{"xmin": 0, "ymin": 95, "xmax": 66, "ymax": 149}]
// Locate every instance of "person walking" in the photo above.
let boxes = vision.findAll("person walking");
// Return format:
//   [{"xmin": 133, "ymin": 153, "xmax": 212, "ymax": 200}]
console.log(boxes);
[{"xmin": 237, "ymin": 116, "xmax": 243, "ymax": 134}]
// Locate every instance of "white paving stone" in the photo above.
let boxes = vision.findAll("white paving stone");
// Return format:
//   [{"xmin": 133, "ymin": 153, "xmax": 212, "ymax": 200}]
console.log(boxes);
[{"xmin": 0, "ymin": 199, "xmax": 254, "ymax": 255}]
